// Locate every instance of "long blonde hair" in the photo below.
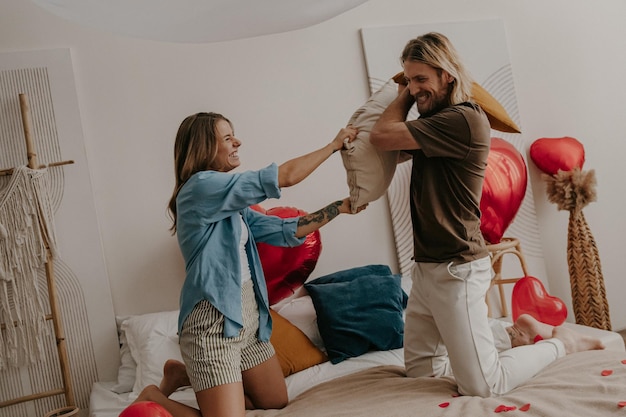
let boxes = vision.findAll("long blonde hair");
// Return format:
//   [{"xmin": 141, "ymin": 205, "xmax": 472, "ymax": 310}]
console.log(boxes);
[
  {"xmin": 167, "ymin": 112, "xmax": 232, "ymax": 233},
  {"xmin": 401, "ymin": 32, "xmax": 473, "ymax": 105}
]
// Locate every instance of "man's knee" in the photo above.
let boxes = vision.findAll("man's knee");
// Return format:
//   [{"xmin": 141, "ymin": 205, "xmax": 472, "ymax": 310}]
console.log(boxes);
[
  {"xmin": 405, "ymin": 356, "xmax": 450, "ymax": 379},
  {"xmin": 454, "ymin": 368, "xmax": 501, "ymax": 398},
  {"xmin": 456, "ymin": 381, "xmax": 493, "ymax": 398}
]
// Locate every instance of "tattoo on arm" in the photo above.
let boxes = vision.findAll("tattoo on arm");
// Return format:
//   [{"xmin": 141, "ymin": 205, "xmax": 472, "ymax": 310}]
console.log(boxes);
[{"xmin": 298, "ymin": 201, "xmax": 342, "ymax": 227}]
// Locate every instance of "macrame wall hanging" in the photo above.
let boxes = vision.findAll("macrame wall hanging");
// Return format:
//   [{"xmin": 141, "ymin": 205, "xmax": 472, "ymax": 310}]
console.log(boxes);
[
  {"xmin": 530, "ymin": 137, "xmax": 611, "ymax": 331},
  {"xmin": 0, "ymin": 165, "xmax": 57, "ymax": 368},
  {"xmin": 0, "ymin": 93, "xmax": 76, "ymax": 411}
]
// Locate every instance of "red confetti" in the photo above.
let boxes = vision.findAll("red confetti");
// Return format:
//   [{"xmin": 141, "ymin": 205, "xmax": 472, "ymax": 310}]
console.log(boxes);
[
  {"xmin": 439, "ymin": 402, "xmax": 450, "ymax": 408},
  {"xmin": 601, "ymin": 369, "xmax": 613, "ymax": 376},
  {"xmin": 533, "ymin": 335, "xmax": 544, "ymax": 343},
  {"xmin": 519, "ymin": 403, "xmax": 531, "ymax": 412},
  {"xmin": 618, "ymin": 401, "xmax": 626, "ymax": 408},
  {"xmin": 494, "ymin": 404, "xmax": 517, "ymax": 413}
]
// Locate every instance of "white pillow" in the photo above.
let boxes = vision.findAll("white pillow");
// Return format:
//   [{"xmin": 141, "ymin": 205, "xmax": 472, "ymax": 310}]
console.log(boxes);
[
  {"xmin": 110, "ymin": 315, "xmax": 137, "ymax": 394},
  {"xmin": 341, "ymin": 78, "xmax": 400, "ymax": 212},
  {"xmin": 275, "ymin": 295, "xmax": 324, "ymax": 351},
  {"xmin": 120, "ymin": 310, "xmax": 183, "ymax": 394}
]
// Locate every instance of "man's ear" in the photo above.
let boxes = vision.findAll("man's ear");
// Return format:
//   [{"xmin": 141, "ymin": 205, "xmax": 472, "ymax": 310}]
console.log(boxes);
[{"xmin": 443, "ymin": 71, "xmax": 455, "ymax": 84}]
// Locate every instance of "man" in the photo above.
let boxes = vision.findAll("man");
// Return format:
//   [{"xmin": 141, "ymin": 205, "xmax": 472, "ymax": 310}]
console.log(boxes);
[{"xmin": 370, "ymin": 32, "xmax": 603, "ymax": 397}]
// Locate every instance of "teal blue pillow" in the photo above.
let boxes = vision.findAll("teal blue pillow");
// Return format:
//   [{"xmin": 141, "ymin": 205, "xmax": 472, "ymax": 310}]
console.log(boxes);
[{"xmin": 304, "ymin": 265, "xmax": 407, "ymax": 364}]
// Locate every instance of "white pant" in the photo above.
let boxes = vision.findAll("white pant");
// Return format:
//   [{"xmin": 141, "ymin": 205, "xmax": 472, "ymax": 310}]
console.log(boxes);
[{"xmin": 404, "ymin": 257, "xmax": 565, "ymax": 397}]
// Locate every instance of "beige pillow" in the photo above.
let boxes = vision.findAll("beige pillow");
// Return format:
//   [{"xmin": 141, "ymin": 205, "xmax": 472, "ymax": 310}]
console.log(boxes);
[{"xmin": 340, "ymin": 78, "xmax": 400, "ymax": 212}]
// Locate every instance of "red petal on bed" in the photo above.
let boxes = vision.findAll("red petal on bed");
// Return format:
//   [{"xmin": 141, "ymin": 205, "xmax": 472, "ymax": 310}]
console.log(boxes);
[
  {"xmin": 495, "ymin": 405, "xmax": 517, "ymax": 413},
  {"xmin": 618, "ymin": 401, "xmax": 626, "ymax": 408},
  {"xmin": 519, "ymin": 403, "xmax": 531, "ymax": 411},
  {"xmin": 601, "ymin": 369, "xmax": 613, "ymax": 376},
  {"xmin": 533, "ymin": 335, "xmax": 543, "ymax": 343},
  {"xmin": 621, "ymin": 359, "xmax": 626, "ymax": 365},
  {"xmin": 438, "ymin": 402, "xmax": 450, "ymax": 408},
  {"xmin": 451, "ymin": 393, "xmax": 460, "ymax": 397}
]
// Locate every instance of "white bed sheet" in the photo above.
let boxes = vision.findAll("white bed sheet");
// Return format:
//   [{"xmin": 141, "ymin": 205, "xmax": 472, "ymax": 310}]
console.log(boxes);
[{"xmin": 89, "ymin": 348, "xmax": 404, "ymax": 417}]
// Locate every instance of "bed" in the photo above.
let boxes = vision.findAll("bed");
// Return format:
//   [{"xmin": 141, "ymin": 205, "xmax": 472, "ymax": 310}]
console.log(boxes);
[
  {"xmin": 88, "ymin": 281, "xmax": 626, "ymax": 417},
  {"xmin": 90, "ymin": 350, "xmax": 626, "ymax": 417},
  {"xmin": 89, "ymin": 158, "xmax": 626, "ymax": 417}
]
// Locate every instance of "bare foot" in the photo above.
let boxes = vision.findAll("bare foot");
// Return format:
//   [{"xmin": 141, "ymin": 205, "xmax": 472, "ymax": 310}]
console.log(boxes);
[
  {"xmin": 552, "ymin": 325, "xmax": 605, "ymax": 354},
  {"xmin": 159, "ymin": 359, "xmax": 191, "ymax": 397},
  {"xmin": 506, "ymin": 314, "xmax": 554, "ymax": 347}
]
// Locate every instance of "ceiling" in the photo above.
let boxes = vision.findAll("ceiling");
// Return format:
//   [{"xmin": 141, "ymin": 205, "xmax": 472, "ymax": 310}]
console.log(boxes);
[{"xmin": 30, "ymin": 0, "xmax": 369, "ymax": 43}]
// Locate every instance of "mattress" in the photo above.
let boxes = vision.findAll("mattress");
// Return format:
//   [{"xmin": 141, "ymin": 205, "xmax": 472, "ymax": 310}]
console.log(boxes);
[{"xmin": 89, "ymin": 349, "xmax": 404, "ymax": 417}]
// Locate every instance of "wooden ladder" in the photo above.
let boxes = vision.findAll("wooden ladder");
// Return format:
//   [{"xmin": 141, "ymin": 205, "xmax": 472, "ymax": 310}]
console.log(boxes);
[{"xmin": 0, "ymin": 94, "xmax": 75, "ymax": 412}]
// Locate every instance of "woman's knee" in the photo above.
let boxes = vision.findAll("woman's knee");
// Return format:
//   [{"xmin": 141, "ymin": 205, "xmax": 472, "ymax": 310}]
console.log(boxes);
[{"xmin": 248, "ymin": 391, "xmax": 288, "ymax": 410}]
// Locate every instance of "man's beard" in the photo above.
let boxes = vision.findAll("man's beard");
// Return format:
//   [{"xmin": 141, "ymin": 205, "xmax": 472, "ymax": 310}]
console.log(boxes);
[
  {"xmin": 416, "ymin": 92, "xmax": 449, "ymax": 118},
  {"xmin": 416, "ymin": 83, "xmax": 452, "ymax": 118}
]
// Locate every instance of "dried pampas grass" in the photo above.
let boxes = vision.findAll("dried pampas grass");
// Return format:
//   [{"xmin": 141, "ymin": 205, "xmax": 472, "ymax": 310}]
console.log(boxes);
[{"xmin": 542, "ymin": 168, "xmax": 611, "ymax": 330}]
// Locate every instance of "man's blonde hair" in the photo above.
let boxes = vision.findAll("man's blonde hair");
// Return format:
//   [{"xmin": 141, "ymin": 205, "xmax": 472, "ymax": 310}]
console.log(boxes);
[{"xmin": 401, "ymin": 32, "xmax": 473, "ymax": 105}]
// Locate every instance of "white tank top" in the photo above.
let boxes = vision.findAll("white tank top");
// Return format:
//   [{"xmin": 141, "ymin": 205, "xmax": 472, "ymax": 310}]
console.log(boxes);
[{"xmin": 239, "ymin": 214, "xmax": 252, "ymax": 283}]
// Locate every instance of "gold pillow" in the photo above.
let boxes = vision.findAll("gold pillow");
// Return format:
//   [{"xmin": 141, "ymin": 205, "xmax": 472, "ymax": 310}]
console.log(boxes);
[
  {"xmin": 471, "ymin": 82, "xmax": 520, "ymax": 133},
  {"xmin": 270, "ymin": 309, "xmax": 327, "ymax": 377},
  {"xmin": 392, "ymin": 71, "xmax": 521, "ymax": 133}
]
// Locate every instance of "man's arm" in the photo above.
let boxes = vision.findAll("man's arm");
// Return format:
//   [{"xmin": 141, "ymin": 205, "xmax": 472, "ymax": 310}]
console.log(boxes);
[{"xmin": 370, "ymin": 87, "xmax": 421, "ymax": 151}]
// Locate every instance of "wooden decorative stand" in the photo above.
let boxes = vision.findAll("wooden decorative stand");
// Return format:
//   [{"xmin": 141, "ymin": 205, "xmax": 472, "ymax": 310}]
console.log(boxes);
[
  {"xmin": 485, "ymin": 237, "xmax": 528, "ymax": 318},
  {"xmin": 44, "ymin": 406, "xmax": 80, "ymax": 417},
  {"xmin": 0, "ymin": 94, "xmax": 75, "ymax": 414}
]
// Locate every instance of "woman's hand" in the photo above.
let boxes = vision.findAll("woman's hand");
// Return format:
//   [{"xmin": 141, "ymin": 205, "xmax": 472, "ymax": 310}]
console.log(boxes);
[
  {"xmin": 338, "ymin": 197, "xmax": 368, "ymax": 215},
  {"xmin": 330, "ymin": 125, "xmax": 358, "ymax": 152}
]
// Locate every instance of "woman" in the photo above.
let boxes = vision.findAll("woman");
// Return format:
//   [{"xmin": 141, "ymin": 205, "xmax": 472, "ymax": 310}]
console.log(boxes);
[{"xmin": 134, "ymin": 112, "xmax": 365, "ymax": 417}]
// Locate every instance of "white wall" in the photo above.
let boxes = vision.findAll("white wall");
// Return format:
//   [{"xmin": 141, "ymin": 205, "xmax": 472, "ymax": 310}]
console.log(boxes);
[{"xmin": 2, "ymin": 0, "xmax": 625, "ymax": 331}]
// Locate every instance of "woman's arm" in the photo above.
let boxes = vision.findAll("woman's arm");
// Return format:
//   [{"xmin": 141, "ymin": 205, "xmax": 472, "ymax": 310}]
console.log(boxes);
[
  {"xmin": 294, "ymin": 197, "xmax": 366, "ymax": 238},
  {"xmin": 278, "ymin": 126, "xmax": 357, "ymax": 188}
]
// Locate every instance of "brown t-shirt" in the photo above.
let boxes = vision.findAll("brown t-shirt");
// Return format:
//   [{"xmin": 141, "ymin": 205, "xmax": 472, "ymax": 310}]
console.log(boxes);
[{"xmin": 404, "ymin": 102, "xmax": 491, "ymax": 263}]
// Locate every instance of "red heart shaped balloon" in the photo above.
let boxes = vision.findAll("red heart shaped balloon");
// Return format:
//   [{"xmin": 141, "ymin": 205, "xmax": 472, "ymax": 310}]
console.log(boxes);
[
  {"xmin": 480, "ymin": 138, "xmax": 528, "ymax": 244},
  {"xmin": 251, "ymin": 205, "xmax": 322, "ymax": 305},
  {"xmin": 511, "ymin": 276, "xmax": 567, "ymax": 326},
  {"xmin": 120, "ymin": 401, "xmax": 173, "ymax": 417},
  {"xmin": 529, "ymin": 136, "xmax": 585, "ymax": 176}
]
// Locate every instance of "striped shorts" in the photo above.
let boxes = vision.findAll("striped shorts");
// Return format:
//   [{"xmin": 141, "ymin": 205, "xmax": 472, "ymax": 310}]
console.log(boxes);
[{"xmin": 178, "ymin": 280, "xmax": 275, "ymax": 391}]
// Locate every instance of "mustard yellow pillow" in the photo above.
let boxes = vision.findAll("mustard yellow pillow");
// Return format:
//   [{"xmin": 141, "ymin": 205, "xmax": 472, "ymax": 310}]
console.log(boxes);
[
  {"xmin": 270, "ymin": 309, "xmax": 327, "ymax": 377},
  {"xmin": 471, "ymin": 82, "xmax": 520, "ymax": 134},
  {"xmin": 392, "ymin": 71, "xmax": 520, "ymax": 133}
]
